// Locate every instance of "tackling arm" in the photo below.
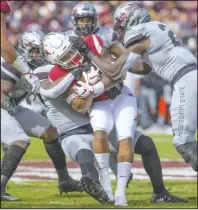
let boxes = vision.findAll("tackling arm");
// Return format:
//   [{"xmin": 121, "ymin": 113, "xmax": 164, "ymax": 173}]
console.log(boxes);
[
  {"xmin": 89, "ymin": 39, "xmax": 151, "ymax": 79},
  {"xmin": 109, "ymin": 41, "xmax": 151, "ymax": 75}
]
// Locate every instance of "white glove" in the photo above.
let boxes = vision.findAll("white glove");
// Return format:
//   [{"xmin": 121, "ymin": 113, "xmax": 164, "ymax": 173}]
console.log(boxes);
[
  {"xmin": 73, "ymin": 72, "xmax": 93, "ymax": 98},
  {"xmin": 24, "ymin": 71, "xmax": 40, "ymax": 94},
  {"xmin": 73, "ymin": 81, "xmax": 93, "ymax": 98},
  {"xmin": 87, "ymin": 66, "xmax": 101, "ymax": 85}
]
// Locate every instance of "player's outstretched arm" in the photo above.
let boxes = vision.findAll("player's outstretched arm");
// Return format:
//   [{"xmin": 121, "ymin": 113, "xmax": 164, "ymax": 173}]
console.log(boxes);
[
  {"xmin": 70, "ymin": 36, "xmax": 150, "ymax": 79},
  {"xmin": 90, "ymin": 39, "xmax": 151, "ymax": 79},
  {"xmin": 107, "ymin": 41, "xmax": 151, "ymax": 75},
  {"xmin": 1, "ymin": 12, "xmax": 17, "ymax": 63},
  {"xmin": 1, "ymin": 2, "xmax": 40, "ymax": 94}
]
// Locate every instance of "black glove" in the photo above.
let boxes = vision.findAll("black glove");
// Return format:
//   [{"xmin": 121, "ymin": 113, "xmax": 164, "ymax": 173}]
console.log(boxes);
[
  {"xmin": 69, "ymin": 36, "xmax": 90, "ymax": 54},
  {"xmin": 1, "ymin": 98, "xmax": 17, "ymax": 116},
  {"xmin": 71, "ymin": 67, "xmax": 83, "ymax": 78},
  {"xmin": 71, "ymin": 63, "xmax": 92, "ymax": 79},
  {"xmin": 106, "ymin": 84, "xmax": 122, "ymax": 99},
  {"xmin": 81, "ymin": 62, "xmax": 92, "ymax": 72}
]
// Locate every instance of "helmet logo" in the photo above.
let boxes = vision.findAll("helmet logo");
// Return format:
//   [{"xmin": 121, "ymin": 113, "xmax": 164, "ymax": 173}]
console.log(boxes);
[
  {"xmin": 115, "ymin": 12, "xmax": 127, "ymax": 27},
  {"xmin": 125, "ymin": 4, "xmax": 142, "ymax": 13}
]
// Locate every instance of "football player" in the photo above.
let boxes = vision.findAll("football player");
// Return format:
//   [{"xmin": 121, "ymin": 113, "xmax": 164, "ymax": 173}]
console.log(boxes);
[
  {"xmin": 1, "ymin": 30, "xmax": 83, "ymax": 201},
  {"xmin": 1, "ymin": 1, "xmax": 40, "ymax": 93},
  {"xmin": 41, "ymin": 32, "xmax": 188, "ymax": 205},
  {"xmin": 37, "ymin": 32, "xmax": 112, "ymax": 204},
  {"xmin": 69, "ymin": 2, "xmax": 197, "ymax": 173},
  {"xmin": 68, "ymin": 1, "xmax": 189, "ymax": 204}
]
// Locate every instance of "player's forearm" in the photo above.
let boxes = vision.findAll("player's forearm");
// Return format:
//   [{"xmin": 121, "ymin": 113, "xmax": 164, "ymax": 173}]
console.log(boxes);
[
  {"xmin": 101, "ymin": 75, "xmax": 122, "ymax": 90},
  {"xmin": 1, "ymin": 13, "xmax": 17, "ymax": 63},
  {"xmin": 40, "ymin": 73, "xmax": 76, "ymax": 99},
  {"xmin": 128, "ymin": 61, "xmax": 151, "ymax": 75},
  {"xmin": 89, "ymin": 49, "xmax": 141, "ymax": 80},
  {"xmin": 1, "ymin": 13, "xmax": 35, "ymax": 75},
  {"xmin": 88, "ymin": 51, "xmax": 130, "ymax": 79}
]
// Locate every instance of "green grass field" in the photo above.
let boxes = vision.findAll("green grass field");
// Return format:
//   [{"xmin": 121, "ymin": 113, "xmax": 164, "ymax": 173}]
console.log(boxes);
[
  {"xmin": 1, "ymin": 134, "xmax": 197, "ymax": 209},
  {"xmin": 1, "ymin": 180, "xmax": 197, "ymax": 208},
  {"xmin": 1, "ymin": 134, "xmax": 185, "ymax": 160}
]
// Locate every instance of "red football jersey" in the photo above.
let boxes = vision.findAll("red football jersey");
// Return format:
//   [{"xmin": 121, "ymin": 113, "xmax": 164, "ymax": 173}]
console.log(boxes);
[{"xmin": 48, "ymin": 34, "xmax": 108, "ymax": 101}]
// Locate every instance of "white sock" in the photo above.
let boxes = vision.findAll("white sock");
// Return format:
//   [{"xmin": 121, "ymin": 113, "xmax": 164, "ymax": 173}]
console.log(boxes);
[
  {"xmin": 95, "ymin": 153, "xmax": 113, "ymax": 198},
  {"xmin": 115, "ymin": 162, "xmax": 132, "ymax": 198}
]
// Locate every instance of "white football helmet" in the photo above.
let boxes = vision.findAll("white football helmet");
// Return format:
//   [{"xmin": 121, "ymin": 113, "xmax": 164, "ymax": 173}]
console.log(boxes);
[
  {"xmin": 43, "ymin": 32, "xmax": 84, "ymax": 69},
  {"xmin": 17, "ymin": 30, "xmax": 46, "ymax": 67}
]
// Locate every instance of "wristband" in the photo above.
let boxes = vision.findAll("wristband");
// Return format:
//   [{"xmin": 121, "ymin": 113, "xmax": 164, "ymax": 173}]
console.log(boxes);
[{"xmin": 92, "ymin": 81, "xmax": 105, "ymax": 96}]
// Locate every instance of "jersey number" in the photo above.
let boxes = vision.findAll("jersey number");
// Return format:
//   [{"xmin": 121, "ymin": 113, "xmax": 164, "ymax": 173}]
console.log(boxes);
[{"xmin": 158, "ymin": 24, "xmax": 180, "ymax": 47}]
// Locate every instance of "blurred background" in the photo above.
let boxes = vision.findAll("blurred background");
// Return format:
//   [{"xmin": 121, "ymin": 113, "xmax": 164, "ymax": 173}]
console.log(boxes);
[{"xmin": 6, "ymin": 1, "xmax": 197, "ymax": 133}]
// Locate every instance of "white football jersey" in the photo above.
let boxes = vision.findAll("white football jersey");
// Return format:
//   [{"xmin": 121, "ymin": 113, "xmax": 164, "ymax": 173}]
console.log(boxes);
[{"xmin": 123, "ymin": 21, "xmax": 197, "ymax": 86}]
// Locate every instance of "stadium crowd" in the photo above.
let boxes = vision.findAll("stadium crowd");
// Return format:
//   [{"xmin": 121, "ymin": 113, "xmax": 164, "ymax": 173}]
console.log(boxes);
[{"xmin": 6, "ymin": 1, "xmax": 197, "ymax": 131}]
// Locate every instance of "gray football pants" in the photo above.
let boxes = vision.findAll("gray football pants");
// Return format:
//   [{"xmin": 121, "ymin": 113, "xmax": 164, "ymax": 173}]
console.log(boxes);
[
  {"xmin": 1, "ymin": 106, "xmax": 51, "ymax": 145},
  {"xmin": 171, "ymin": 70, "xmax": 197, "ymax": 147}
]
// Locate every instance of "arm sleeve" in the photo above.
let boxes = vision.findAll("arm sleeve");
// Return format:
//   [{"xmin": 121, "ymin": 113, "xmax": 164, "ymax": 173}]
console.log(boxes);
[{"xmin": 39, "ymin": 65, "xmax": 76, "ymax": 99}]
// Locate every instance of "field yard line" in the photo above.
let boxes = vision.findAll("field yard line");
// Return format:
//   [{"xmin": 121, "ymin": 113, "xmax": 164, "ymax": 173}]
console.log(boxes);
[
  {"xmin": 11, "ymin": 174, "xmax": 197, "ymax": 182},
  {"xmin": 21, "ymin": 159, "xmax": 186, "ymax": 163},
  {"xmin": 11, "ymin": 166, "xmax": 197, "ymax": 182},
  {"xmin": 16, "ymin": 166, "xmax": 197, "ymax": 177},
  {"xmin": 9, "ymin": 159, "xmax": 197, "ymax": 182}
]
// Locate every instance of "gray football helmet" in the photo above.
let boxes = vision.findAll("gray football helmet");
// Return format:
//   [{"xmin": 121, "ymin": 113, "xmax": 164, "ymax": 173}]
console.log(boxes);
[
  {"xmin": 71, "ymin": 2, "xmax": 98, "ymax": 36},
  {"xmin": 113, "ymin": 1, "xmax": 151, "ymax": 41},
  {"xmin": 17, "ymin": 30, "xmax": 46, "ymax": 67}
]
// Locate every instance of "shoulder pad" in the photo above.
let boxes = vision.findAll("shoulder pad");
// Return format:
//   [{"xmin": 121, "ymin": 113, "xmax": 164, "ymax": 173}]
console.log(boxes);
[
  {"xmin": 96, "ymin": 26, "xmax": 117, "ymax": 48},
  {"xmin": 124, "ymin": 25, "xmax": 148, "ymax": 48}
]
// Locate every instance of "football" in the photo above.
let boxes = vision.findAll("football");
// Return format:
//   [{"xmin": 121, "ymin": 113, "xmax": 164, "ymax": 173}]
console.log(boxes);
[{"xmin": 63, "ymin": 74, "xmax": 93, "ymax": 111}]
